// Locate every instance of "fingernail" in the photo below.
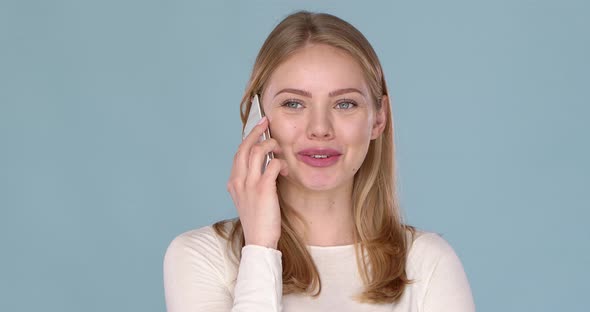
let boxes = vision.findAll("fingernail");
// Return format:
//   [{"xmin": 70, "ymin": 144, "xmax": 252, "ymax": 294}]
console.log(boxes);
[{"xmin": 257, "ymin": 116, "xmax": 267, "ymax": 125}]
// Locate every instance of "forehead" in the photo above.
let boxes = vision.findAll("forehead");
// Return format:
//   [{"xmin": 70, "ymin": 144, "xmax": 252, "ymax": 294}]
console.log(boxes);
[{"xmin": 264, "ymin": 43, "xmax": 369, "ymax": 96}]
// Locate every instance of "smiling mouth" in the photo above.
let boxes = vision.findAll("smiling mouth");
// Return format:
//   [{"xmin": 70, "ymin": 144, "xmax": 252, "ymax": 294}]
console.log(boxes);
[{"xmin": 296, "ymin": 153, "xmax": 341, "ymax": 167}]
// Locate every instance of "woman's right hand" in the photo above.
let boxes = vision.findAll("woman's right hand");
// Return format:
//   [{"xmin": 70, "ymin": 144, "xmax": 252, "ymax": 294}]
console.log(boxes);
[{"xmin": 227, "ymin": 116, "xmax": 288, "ymax": 249}]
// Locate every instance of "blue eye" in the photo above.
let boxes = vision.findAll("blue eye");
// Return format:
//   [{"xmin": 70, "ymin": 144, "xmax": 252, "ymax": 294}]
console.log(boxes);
[
  {"xmin": 282, "ymin": 100, "xmax": 303, "ymax": 109},
  {"xmin": 336, "ymin": 101, "xmax": 356, "ymax": 109}
]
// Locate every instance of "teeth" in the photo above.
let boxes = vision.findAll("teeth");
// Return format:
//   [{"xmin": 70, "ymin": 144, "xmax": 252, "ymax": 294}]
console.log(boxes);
[{"xmin": 310, "ymin": 155, "xmax": 329, "ymax": 159}]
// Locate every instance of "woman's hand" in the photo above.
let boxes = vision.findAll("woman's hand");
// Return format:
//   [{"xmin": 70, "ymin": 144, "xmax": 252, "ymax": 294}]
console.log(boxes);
[{"xmin": 227, "ymin": 116, "xmax": 288, "ymax": 249}]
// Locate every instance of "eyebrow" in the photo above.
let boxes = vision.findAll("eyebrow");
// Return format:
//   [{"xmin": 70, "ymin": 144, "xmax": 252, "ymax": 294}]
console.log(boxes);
[{"xmin": 273, "ymin": 88, "xmax": 365, "ymax": 98}]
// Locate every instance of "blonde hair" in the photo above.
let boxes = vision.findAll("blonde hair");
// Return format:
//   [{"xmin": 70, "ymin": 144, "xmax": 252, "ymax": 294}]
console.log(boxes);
[{"xmin": 214, "ymin": 11, "xmax": 415, "ymax": 304}]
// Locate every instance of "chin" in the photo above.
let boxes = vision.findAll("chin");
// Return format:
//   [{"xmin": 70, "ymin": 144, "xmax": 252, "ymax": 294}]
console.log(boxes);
[{"xmin": 286, "ymin": 170, "xmax": 348, "ymax": 192}]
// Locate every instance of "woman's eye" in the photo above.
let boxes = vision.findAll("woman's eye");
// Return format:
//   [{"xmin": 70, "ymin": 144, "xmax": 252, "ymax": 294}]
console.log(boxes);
[
  {"xmin": 282, "ymin": 101, "xmax": 303, "ymax": 109},
  {"xmin": 335, "ymin": 101, "xmax": 356, "ymax": 109}
]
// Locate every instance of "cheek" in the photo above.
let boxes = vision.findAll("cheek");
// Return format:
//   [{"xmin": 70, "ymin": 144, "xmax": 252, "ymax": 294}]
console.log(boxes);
[
  {"xmin": 269, "ymin": 118, "xmax": 299, "ymax": 145},
  {"xmin": 341, "ymin": 119, "xmax": 372, "ymax": 143}
]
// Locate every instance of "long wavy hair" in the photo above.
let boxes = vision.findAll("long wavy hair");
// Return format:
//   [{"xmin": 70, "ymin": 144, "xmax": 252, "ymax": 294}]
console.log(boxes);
[{"xmin": 214, "ymin": 11, "xmax": 415, "ymax": 304}]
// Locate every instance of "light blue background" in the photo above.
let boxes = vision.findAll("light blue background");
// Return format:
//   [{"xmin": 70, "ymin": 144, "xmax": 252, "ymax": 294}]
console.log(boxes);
[{"xmin": 1, "ymin": 0, "xmax": 588, "ymax": 311}]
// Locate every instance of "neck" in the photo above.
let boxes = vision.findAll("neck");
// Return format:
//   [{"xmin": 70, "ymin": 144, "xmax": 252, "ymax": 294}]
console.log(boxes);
[{"xmin": 277, "ymin": 177, "xmax": 355, "ymax": 246}]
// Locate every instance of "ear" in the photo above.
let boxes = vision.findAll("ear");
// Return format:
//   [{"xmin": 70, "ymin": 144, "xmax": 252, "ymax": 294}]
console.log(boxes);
[{"xmin": 370, "ymin": 95, "xmax": 388, "ymax": 140}]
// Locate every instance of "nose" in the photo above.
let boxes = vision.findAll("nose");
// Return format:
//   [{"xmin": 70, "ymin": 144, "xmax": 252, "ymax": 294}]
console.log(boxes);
[{"xmin": 306, "ymin": 105, "xmax": 334, "ymax": 140}]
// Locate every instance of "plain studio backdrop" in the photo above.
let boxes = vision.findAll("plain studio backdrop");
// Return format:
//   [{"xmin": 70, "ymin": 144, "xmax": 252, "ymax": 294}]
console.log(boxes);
[{"xmin": 1, "ymin": 0, "xmax": 588, "ymax": 311}]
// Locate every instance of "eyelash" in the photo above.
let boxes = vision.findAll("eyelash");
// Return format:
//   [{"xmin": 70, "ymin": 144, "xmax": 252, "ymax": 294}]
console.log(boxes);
[
  {"xmin": 280, "ymin": 99, "xmax": 358, "ymax": 110},
  {"xmin": 281, "ymin": 99, "xmax": 303, "ymax": 109},
  {"xmin": 335, "ymin": 99, "xmax": 357, "ymax": 109}
]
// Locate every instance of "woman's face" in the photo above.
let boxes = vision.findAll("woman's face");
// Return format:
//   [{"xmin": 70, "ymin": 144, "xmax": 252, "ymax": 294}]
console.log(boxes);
[{"xmin": 261, "ymin": 43, "xmax": 385, "ymax": 192}]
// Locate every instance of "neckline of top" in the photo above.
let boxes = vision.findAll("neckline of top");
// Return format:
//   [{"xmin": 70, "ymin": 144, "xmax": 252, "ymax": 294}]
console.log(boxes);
[{"xmin": 307, "ymin": 243, "xmax": 356, "ymax": 250}]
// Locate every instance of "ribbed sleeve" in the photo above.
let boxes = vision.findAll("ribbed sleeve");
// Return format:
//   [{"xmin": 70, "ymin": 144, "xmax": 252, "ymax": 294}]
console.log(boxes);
[{"xmin": 233, "ymin": 245, "xmax": 283, "ymax": 311}]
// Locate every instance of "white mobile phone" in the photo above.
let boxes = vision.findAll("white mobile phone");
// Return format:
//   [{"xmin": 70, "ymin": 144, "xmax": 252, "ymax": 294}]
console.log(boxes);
[{"xmin": 242, "ymin": 94, "xmax": 274, "ymax": 172}]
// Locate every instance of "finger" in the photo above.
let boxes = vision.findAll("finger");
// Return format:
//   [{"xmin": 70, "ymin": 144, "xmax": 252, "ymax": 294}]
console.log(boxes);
[
  {"xmin": 228, "ymin": 153, "xmax": 245, "ymax": 194},
  {"xmin": 260, "ymin": 158, "xmax": 285, "ymax": 186},
  {"xmin": 279, "ymin": 159, "xmax": 289, "ymax": 177},
  {"xmin": 246, "ymin": 139, "xmax": 280, "ymax": 185},
  {"xmin": 242, "ymin": 116, "xmax": 269, "ymax": 148},
  {"xmin": 233, "ymin": 117, "xmax": 270, "ymax": 182}
]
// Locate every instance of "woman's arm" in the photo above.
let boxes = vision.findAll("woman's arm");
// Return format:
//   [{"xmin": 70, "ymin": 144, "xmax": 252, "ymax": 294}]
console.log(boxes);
[
  {"xmin": 163, "ymin": 230, "xmax": 283, "ymax": 312},
  {"xmin": 232, "ymin": 245, "xmax": 283, "ymax": 310}
]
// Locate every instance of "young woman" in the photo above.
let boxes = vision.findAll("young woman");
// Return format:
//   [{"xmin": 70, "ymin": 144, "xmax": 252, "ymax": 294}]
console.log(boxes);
[{"xmin": 164, "ymin": 11, "xmax": 475, "ymax": 312}]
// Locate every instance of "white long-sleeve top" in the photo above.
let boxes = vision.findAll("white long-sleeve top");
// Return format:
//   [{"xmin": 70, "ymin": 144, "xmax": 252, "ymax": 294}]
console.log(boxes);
[{"xmin": 163, "ymin": 224, "xmax": 475, "ymax": 312}]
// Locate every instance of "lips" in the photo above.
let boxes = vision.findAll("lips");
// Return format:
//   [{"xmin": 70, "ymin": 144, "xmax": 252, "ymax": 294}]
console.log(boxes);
[
  {"xmin": 297, "ymin": 148, "xmax": 342, "ymax": 168},
  {"xmin": 298, "ymin": 148, "xmax": 342, "ymax": 157}
]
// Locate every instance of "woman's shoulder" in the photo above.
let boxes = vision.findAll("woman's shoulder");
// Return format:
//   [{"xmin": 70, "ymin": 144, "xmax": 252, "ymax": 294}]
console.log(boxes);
[
  {"xmin": 404, "ymin": 229, "xmax": 475, "ymax": 309},
  {"xmin": 406, "ymin": 228, "xmax": 465, "ymax": 276},
  {"xmin": 165, "ymin": 219, "xmax": 237, "ymax": 257},
  {"xmin": 163, "ymin": 220, "xmax": 240, "ymax": 279},
  {"xmin": 163, "ymin": 220, "xmax": 243, "ymax": 300},
  {"xmin": 409, "ymin": 229, "xmax": 456, "ymax": 257},
  {"xmin": 168, "ymin": 226, "xmax": 216, "ymax": 249}
]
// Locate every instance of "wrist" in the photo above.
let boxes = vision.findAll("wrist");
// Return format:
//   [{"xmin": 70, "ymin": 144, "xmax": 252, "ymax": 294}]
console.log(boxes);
[{"xmin": 245, "ymin": 240, "xmax": 278, "ymax": 250}]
